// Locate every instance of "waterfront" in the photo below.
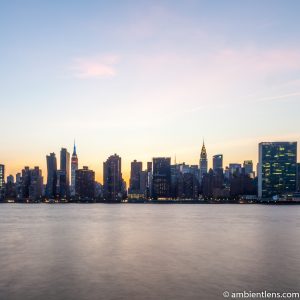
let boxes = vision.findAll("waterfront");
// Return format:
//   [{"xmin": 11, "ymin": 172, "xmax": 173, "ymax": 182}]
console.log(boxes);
[{"xmin": 0, "ymin": 204, "xmax": 300, "ymax": 300}]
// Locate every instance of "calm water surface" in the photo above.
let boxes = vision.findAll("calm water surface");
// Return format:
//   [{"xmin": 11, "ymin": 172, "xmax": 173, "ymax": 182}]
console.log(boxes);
[{"xmin": 0, "ymin": 204, "xmax": 299, "ymax": 300}]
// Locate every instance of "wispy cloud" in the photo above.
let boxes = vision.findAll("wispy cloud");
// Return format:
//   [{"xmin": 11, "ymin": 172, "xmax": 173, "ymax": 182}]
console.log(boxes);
[
  {"xmin": 70, "ymin": 54, "xmax": 120, "ymax": 79},
  {"xmin": 254, "ymin": 92, "xmax": 300, "ymax": 103}
]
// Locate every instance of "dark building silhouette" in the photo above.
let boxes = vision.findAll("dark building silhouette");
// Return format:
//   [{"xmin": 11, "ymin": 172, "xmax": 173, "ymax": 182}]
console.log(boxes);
[
  {"xmin": 129, "ymin": 160, "xmax": 142, "ymax": 194},
  {"xmin": 103, "ymin": 154, "xmax": 123, "ymax": 201},
  {"xmin": 243, "ymin": 160, "xmax": 253, "ymax": 175},
  {"xmin": 202, "ymin": 169, "xmax": 224, "ymax": 198},
  {"xmin": 29, "ymin": 167, "xmax": 43, "ymax": 201},
  {"xmin": 213, "ymin": 154, "xmax": 223, "ymax": 173},
  {"xmin": 7, "ymin": 175, "xmax": 14, "ymax": 184},
  {"xmin": 147, "ymin": 162, "xmax": 152, "ymax": 172},
  {"xmin": 230, "ymin": 173, "xmax": 256, "ymax": 198},
  {"xmin": 75, "ymin": 166, "xmax": 95, "ymax": 200},
  {"xmin": 152, "ymin": 157, "xmax": 171, "ymax": 199},
  {"xmin": 59, "ymin": 148, "xmax": 70, "ymax": 198},
  {"xmin": 21, "ymin": 167, "xmax": 31, "ymax": 199},
  {"xmin": 258, "ymin": 142, "xmax": 297, "ymax": 198},
  {"xmin": 139, "ymin": 170, "xmax": 148, "ymax": 197},
  {"xmin": 20, "ymin": 166, "xmax": 43, "ymax": 201},
  {"xmin": 5, "ymin": 180, "xmax": 16, "ymax": 199},
  {"xmin": 228, "ymin": 163, "xmax": 242, "ymax": 177},
  {"xmin": 178, "ymin": 172, "xmax": 199, "ymax": 199},
  {"xmin": 46, "ymin": 152, "xmax": 57, "ymax": 198},
  {"xmin": 170, "ymin": 164, "xmax": 180, "ymax": 199}
]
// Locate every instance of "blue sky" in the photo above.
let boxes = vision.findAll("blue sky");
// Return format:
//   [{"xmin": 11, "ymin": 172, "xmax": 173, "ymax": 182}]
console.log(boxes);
[{"xmin": 1, "ymin": 0, "xmax": 300, "ymax": 182}]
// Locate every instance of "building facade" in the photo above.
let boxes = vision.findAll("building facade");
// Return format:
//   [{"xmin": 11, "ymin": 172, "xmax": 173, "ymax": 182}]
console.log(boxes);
[
  {"xmin": 152, "ymin": 157, "xmax": 171, "ymax": 199},
  {"xmin": 129, "ymin": 160, "xmax": 143, "ymax": 194},
  {"xmin": 213, "ymin": 154, "xmax": 223, "ymax": 173},
  {"xmin": 71, "ymin": 142, "xmax": 78, "ymax": 196},
  {"xmin": 59, "ymin": 148, "xmax": 70, "ymax": 198},
  {"xmin": 0, "ymin": 164, "xmax": 5, "ymax": 190},
  {"xmin": 199, "ymin": 142, "xmax": 208, "ymax": 180},
  {"xmin": 46, "ymin": 152, "xmax": 57, "ymax": 198},
  {"xmin": 103, "ymin": 154, "xmax": 123, "ymax": 201},
  {"xmin": 258, "ymin": 142, "xmax": 297, "ymax": 198},
  {"xmin": 75, "ymin": 166, "xmax": 95, "ymax": 200}
]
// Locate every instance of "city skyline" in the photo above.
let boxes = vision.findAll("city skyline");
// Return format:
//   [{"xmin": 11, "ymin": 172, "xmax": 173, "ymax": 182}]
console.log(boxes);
[
  {"xmin": 1, "ymin": 139, "xmax": 300, "ymax": 184},
  {"xmin": 0, "ymin": 140, "xmax": 298, "ymax": 202},
  {"xmin": 1, "ymin": 1, "xmax": 300, "ymax": 183}
]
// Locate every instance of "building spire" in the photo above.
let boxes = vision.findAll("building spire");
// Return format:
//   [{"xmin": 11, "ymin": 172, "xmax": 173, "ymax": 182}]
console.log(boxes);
[{"xmin": 73, "ymin": 139, "xmax": 77, "ymax": 156}]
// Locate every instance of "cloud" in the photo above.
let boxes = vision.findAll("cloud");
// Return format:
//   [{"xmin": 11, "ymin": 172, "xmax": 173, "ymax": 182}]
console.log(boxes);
[
  {"xmin": 254, "ymin": 92, "xmax": 300, "ymax": 103},
  {"xmin": 70, "ymin": 54, "xmax": 120, "ymax": 79}
]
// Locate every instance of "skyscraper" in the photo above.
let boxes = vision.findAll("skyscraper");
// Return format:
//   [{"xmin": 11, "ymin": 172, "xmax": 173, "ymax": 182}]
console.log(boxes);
[
  {"xmin": 46, "ymin": 152, "xmax": 57, "ymax": 198},
  {"xmin": 20, "ymin": 166, "xmax": 43, "ymax": 201},
  {"xmin": 0, "ymin": 164, "xmax": 5, "ymax": 190},
  {"xmin": 199, "ymin": 141, "xmax": 208, "ymax": 180},
  {"xmin": 129, "ymin": 160, "xmax": 142, "ymax": 194},
  {"xmin": 243, "ymin": 160, "xmax": 254, "ymax": 175},
  {"xmin": 6, "ymin": 175, "xmax": 14, "ymax": 184},
  {"xmin": 228, "ymin": 163, "xmax": 242, "ymax": 176},
  {"xmin": 0, "ymin": 164, "xmax": 4, "ymax": 200},
  {"xmin": 75, "ymin": 166, "xmax": 95, "ymax": 200},
  {"xmin": 29, "ymin": 167, "xmax": 43, "ymax": 201},
  {"xmin": 297, "ymin": 163, "xmax": 300, "ymax": 192},
  {"xmin": 103, "ymin": 154, "xmax": 123, "ymax": 201},
  {"xmin": 71, "ymin": 141, "xmax": 78, "ymax": 196},
  {"xmin": 258, "ymin": 142, "xmax": 297, "ymax": 198},
  {"xmin": 152, "ymin": 157, "xmax": 171, "ymax": 199},
  {"xmin": 59, "ymin": 148, "xmax": 70, "ymax": 198},
  {"xmin": 21, "ymin": 167, "xmax": 31, "ymax": 199},
  {"xmin": 213, "ymin": 154, "xmax": 223, "ymax": 173}
]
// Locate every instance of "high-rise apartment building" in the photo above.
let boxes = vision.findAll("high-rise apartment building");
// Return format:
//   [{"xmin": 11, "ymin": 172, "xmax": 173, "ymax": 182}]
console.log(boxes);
[
  {"xmin": 46, "ymin": 152, "xmax": 57, "ymax": 198},
  {"xmin": 75, "ymin": 166, "xmax": 95, "ymax": 200},
  {"xmin": 152, "ymin": 157, "xmax": 171, "ymax": 199},
  {"xmin": 103, "ymin": 154, "xmax": 123, "ymax": 201},
  {"xmin": 59, "ymin": 148, "xmax": 70, "ymax": 198},
  {"xmin": 129, "ymin": 160, "xmax": 142, "ymax": 194}
]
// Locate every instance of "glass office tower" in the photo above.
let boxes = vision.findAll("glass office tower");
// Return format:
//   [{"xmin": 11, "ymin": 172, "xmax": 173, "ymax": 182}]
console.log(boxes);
[{"xmin": 258, "ymin": 142, "xmax": 297, "ymax": 198}]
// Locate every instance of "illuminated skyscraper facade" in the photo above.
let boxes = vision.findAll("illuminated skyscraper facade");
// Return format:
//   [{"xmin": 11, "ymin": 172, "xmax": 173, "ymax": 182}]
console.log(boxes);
[{"xmin": 258, "ymin": 142, "xmax": 297, "ymax": 198}]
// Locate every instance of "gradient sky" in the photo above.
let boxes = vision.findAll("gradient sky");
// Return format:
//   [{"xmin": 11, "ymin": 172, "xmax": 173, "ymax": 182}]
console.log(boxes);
[{"xmin": 1, "ymin": 0, "xmax": 300, "ymax": 183}]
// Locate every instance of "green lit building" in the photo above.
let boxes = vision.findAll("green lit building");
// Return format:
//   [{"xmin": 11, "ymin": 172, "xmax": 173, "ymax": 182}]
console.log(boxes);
[{"xmin": 258, "ymin": 142, "xmax": 297, "ymax": 198}]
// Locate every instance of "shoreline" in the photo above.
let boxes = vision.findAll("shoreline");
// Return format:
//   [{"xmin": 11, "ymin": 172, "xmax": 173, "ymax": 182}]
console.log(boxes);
[{"xmin": 1, "ymin": 200, "xmax": 300, "ymax": 205}]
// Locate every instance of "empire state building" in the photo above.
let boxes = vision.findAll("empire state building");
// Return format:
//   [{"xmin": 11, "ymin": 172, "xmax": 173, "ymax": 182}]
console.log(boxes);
[{"xmin": 71, "ymin": 141, "xmax": 78, "ymax": 196}]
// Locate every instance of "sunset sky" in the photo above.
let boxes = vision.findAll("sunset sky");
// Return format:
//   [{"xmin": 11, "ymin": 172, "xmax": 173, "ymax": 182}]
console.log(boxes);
[{"xmin": 1, "ymin": 0, "xmax": 300, "ymax": 183}]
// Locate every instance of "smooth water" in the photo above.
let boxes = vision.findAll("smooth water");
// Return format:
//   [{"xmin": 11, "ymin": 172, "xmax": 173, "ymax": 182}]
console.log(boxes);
[{"xmin": 0, "ymin": 204, "xmax": 299, "ymax": 300}]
